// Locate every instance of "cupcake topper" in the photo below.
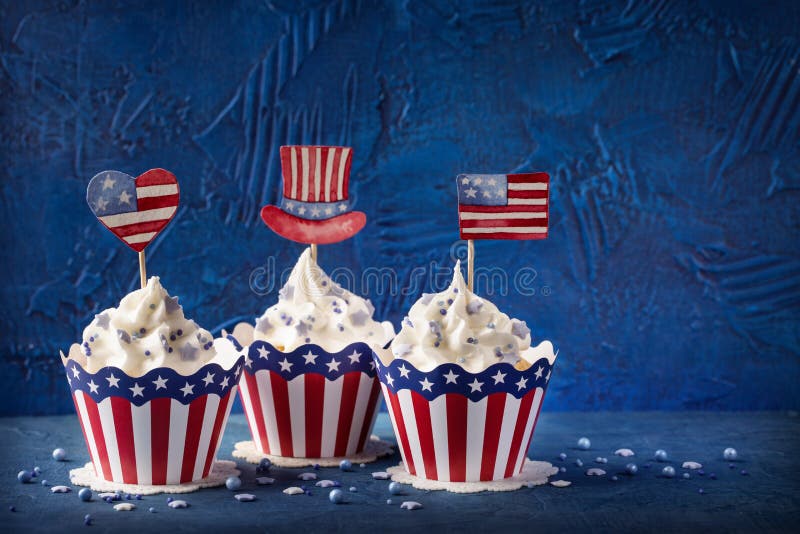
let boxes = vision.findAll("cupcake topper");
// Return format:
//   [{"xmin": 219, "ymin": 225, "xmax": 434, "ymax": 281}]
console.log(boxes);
[
  {"xmin": 456, "ymin": 172, "xmax": 550, "ymax": 290},
  {"xmin": 87, "ymin": 169, "xmax": 180, "ymax": 288},
  {"xmin": 260, "ymin": 145, "xmax": 366, "ymax": 263}
]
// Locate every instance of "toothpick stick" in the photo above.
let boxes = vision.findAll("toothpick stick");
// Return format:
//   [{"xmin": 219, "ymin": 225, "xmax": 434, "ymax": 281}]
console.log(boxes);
[
  {"xmin": 310, "ymin": 243, "xmax": 318, "ymax": 264},
  {"xmin": 467, "ymin": 239, "xmax": 474, "ymax": 291},
  {"xmin": 138, "ymin": 250, "xmax": 146, "ymax": 289}
]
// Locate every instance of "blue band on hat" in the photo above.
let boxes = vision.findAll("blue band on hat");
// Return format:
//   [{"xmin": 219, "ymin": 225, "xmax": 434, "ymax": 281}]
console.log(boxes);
[{"xmin": 280, "ymin": 198, "xmax": 351, "ymax": 220}]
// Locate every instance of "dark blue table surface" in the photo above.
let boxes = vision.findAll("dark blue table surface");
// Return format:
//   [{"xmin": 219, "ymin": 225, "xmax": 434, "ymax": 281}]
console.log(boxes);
[{"xmin": 2, "ymin": 411, "xmax": 799, "ymax": 533}]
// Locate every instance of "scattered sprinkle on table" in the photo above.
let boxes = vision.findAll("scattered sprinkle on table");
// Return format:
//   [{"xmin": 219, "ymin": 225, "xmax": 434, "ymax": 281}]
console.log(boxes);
[
  {"xmin": 168, "ymin": 500, "xmax": 188, "ymax": 509},
  {"xmin": 388, "ymin": 482, "xmax": 402, "ymax": 495},
  {"xmin": 51, "ymin": 486, "xmax": 71, "ymax": 493},
  {"xmin": 148, "ymin": 507, "xmax": 156, "ymax": 513},
  {"xmin": 654, "ymin": 449, "xmax": 668, "ymax": 462},
  {"xmin": 723, "ymin": 448, "xmax": 738, "ymax": 461},
  {"xmin": 114, "ymin": 503, "xmax": 136, "ymax": 511},
  {"xmin": 577, "ymin": 437, "xmax": 591, "ymax": 450},
  {"xmin": 349, "ymin": 486, "xmax": 357, "ymax": 492},
  {"xmin": 52, "ymin": 448, "xmax": 67, "ymax": 461},
  {"xmin": 315, "ymin": 480, "xmax": 337, "ymax": 488},
  {"xmin": 234, "ymin": 494, "xmax": 256, "ymax": 502},
  {"xmin": 683, "ymin": 473, "xmax": 691, "ymax": 479},
  {"xmin": 372, "ymin": 472, "xmax": 390, "ymax": 480},
  {"xmin": 339, "ymin": 460, "xmax": 352, "ymax": 471},
  {"xmin": 682, "ymin": 461, "xmax": 702, "ymax": 470},
  {"xmin": 558, "ymin": 453, "xmax": 567, "ymax": 460},
  {"xmin": 256, "ymin": 477, "xmax": 275, "ymax": 485},
  {"xmin": 99, "ymin": 492, "xmax": 119, "ymax": 501},
  {"xmin": 586, "ymin": 468, "xmax": 606, "ymax": 476},
  {"xmin": 84, "ymin": 514, "xmax": 92, "ymax": 525},
  {"xmin": 17, "ymin": 471, "xmax": 32, "ymax": 483},
  {"xmin": 40, "ymin": 480, "xmax": 48, "ymax": 486},
  {"xmin": 283, "ymin": 487, "xmax": 304, "ymax": 495},
  {"xmin": 574, "ymin": 459, "xmax": 583, "ymax": 467},
  {"xmin": 550, "ymin": 480, "xmax": 571, "ymax": 488},
  {"xmin": 595, "ymin": 457, "xmax": 608, "ymax": 464},
  {"xmin": 625, "ymin": 463, "xmax": 638, "ymax": 475},
  {"xmin": 329, "ymin": 489, "xmax": 344, "ymax": 504},
  {"xmin": 78, "ymin": 488, "xmax": 92, "ymax": 502},
  {"xmin": 615, "ymin": 448, "xmax": 635, "ymax": 457},
  {"xmin": 225, "ymin": 476, "xmax": 242, "ymax": 490},
  {"xmin": 298, "ymin": 472, "xmax": 318, "ymax": 481},
  {"xmin": 400, "ymin": 501, "xmax": 423, "ymax": 511},
  {"xmin": 662, "ymin": 466, "xmax": 676, "ymax": 478}
]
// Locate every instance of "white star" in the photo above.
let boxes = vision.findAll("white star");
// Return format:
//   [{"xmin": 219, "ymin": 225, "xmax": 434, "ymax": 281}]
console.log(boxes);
[
  {"xmin": 324, "ymin": 206, "xmax": 333, "ymax": 215},
  {"xmin": 310, "ymin": 207, "xmax": 321, "ymax": 217},
  {"xmin": 385, "ymin": 373, "xmax": 394, "ymax": 386},
  {"xmin": 464, "ymin": 187, "xmax": 477, "ymax": 198},
  {"xmin": 326, "ymin": 358, "xmax": 341, "ymax": 373},
  {"xmin": 279, "ymin": 358, "xmax": 293, "ymax": 372},
  {"xmin": 495, "ymin": 188, "xmax": 504, "ymax": 198},
  {"xmin": 369, "ymin": 360, "xmax": 376, "ymax": 370},
  {"xmin": 95, "ymin": 197, "xmax": 109, "ymax": 211},
  {"xmin": 257, "ymin": 346, "xmax": 270, "ymax": 359},
  {"xmin": 180, "ymin": 382, "xmax": 195, "ymax": 397},
  {"xmin": 515, "ymin": 376, "xmax": 528, "ymax": 391},
  {"xmin": 545, "ymin": 370, "xmax": 551, "ymax": 381},
  {"xmin": 298, "ymin": 206, "xmax": 306, "ymax": 215},
  {"xmin": 87, "ymin": 380, "xmax": 99, "ymax": 394},
  {"xmin": 102, "ymin": 174, "xmax": 115, "ymax": 189},
  {"xmin": 482, "ymin": 190, "xmax": 491, "ymax": 198},
  {"xmin": 473, "ymin": 177, "xmax": 483, "ymax": 185},
  {"xmin": 235, "ymin": 365, "xmax": 242, "ymax": 377},
  {"xmin": 220, "ymin": 375, "xmax": 230, "ymax": 388},
  {"xmin": 534, "ymin": 366, "xmax": 544, "ymax": 379},
  {"xmin": 443, "ymin": 369, "xmax": 459, "ymax": 384},
  {"xmin": 244, "ymin": 354, "xmax": 253, "ymax": 368},
  {"xmin": 118, "ymin": 190, "xmax": 132, "ymax": 204},
  {"xmin": 487, "ymin": 177, "xmax": 497, "ymax": 186},
  {"xmin": 129, "ymin": 382, "xmax": 145, "ymax": 397},
  {"xmin": 285, "ymin": 201, "xmax": 295, "ymax": 212},
  {"xmin": 302, "ymin": 350, "xmax": 318, "ymax": 365},
  {"xmin": 468, "ymin": 378, "xmax": 484, "ymax": 393},
  {"xmin": 419, "ymin": 378, "xmax": 434, "ymax": 392},
  {"xmin": 71, "ymin": 366, "xmax": 81, "ymax": 378},
  {"xmin": 106, "ymin": 373, "xmax": 120, "ymax": 388},
  {"xmin": 348, "ymin": 350, "xmax": 362, "ymax": 364},
  {"xmin": 338, "ymin": 203, "xmax": 347, "ymax": 212},
  {"xmin": 461, "ymin": 176, "xmax": 470, "ymax": 184},
  {"xmin": 492, "ymin": 370, "xmax": 507, "ymax": 384},
  {"xmin": 398, "ymin": 364, "xmax": 410, "ymax": 379},
  {"xmin": 202, "ymin": 372, "xmax": 215, "ymax": 386},
  {"xmin": 153, "ymin": 375, "xmax": 168, "ymax": 390}
]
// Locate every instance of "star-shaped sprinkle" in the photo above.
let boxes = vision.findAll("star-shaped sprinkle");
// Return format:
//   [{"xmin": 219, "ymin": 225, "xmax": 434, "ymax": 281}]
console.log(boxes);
[
  {"xmin": 468, "ymin": 378, "xmax": 484, "ymax": 393},
  {"xmin": 118, "ymin": 190, "xmax": 132, "ymax": 204},
  {"xmin": 350, "ymin": 310, "xmax": 370, "ymax": 327},
  {"xmin": 464, "ymin": 187, "xmax": 477, "ymax": 198},
  {"xmin": 95, "ymin": 313, "xmax": 110, "ymax": 330},
  {"xmin": 398, "ymin": 364, "xmax": 411, "ymax": 378},
  {"xmin": 348, "ymin": 350, "xmax": 361, "ymax": 364},
  {"xmin": 71, "ymin": 366, "xmax": 81, "ymax": 378},
  {"xmin": 279, "ymin": 284, "xmax": 295, "ymax": 300},
  {"xmin": 164, "ymin": 295, "xmax": 181, "ymax": 314},
  {"xmin": 102, "ymin": 174, "xmax": 116, "ymax": 189},
  {"xmin": 466, "ymin": 300, "xmax": 483, "ymax": 314},
  {"xmin": 257, "ymin": 346, "xmax": 270, "ymax": 359},
  {"xmin": 87, "ymin": 380, "xmax": 99, "ymax": 394},
  {"xmin": 302, "ymin": 350, "xmax": 318, "ymax": 365},
  {"xmin": 244, "ymin": 354, "xmax": 253, "ymax": 368},
  {"xmin": 515, "ymin": 376, "xmax": 528, "ymax": 391},
  {"xmin": 220, "ymin": 376, "xmax": 230, "ymax": 388},
  {"xmin": 534, "ymin": 366, "xmax": 544, "ymax": 379},
  {"xmin": 393, "ymin": 343, "xmax": 412, "ymax": 357},
  {"xmin": 279, "ymin": 358, "xmax": 293, "ymax": 372},
  {"xmin": 326, "ymin": 358, "xmax": 341, "ymax": 373},
  {"xmin": 443, "ymin": 369, "xmax": 459, "ymax": 384},
  {"xmin": 511, "ymin": 320, "xmax": 530, "ymax": 339},
  {"xmin": 385, "ymin": 373, "xmax": 394, "ymax": 386},
  {"xmin": 129, "ymin": 382, "xmax": 144, "ymax": 397},
  {"xmin": 255, "ymin": 316, "xmax": 272, "ymax": 333},
  {"xmin": 491, "ymin": 370, "xmax": 507, "ymax": 384},
  {"xmin": 106, "ymin": 373, "xmax": 120, "ymax": 388},
  {"xmin": 180, "ymin": 343, "xmax": 198, "ymax": 361},
  {"xmin": 153, "ymin": 375, "xmax": 168, "ymax": 390},
  {"xmin": 202, "ymin": 372, "xmax": 215, "ymax": 386},
  {"xmin": 180, "ymin": 382, "xmax": 195, "ymax": 397},
  {"xmin": 419, "ymin": 378, "xmax": 434, "ymax": 392}
]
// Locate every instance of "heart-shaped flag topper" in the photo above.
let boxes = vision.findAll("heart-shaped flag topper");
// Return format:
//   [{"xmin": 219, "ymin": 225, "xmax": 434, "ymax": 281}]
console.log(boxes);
[{"xmin": 87, "ymin": 169, "xmax": 180, "ymax": 252}]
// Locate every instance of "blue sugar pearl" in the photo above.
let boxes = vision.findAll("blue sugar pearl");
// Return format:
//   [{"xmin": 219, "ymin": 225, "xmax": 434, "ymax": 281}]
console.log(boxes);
[
  {"xmin": 625, "ymin": 463, "xmax": 638, "ymax": 475},
  {"xmin": 654, "ymin": 449, "xmax": 668, "ymax": 462},
  {"xmin": 125, "ymin": 493, "xmax": 132, "ymax": 500},
  {"xmin": 723, "ymin": 447, "xmax": 738, "ymax": 461},
  {"xmin": 439, "ymin": 309, "xmax": 446, "ymax": 315},
  {"xmin": 558, "ymin": 453, "xmax": 567, "ymax": 461},
  {"xmin": 89, "ymin": 337, "xmax": 94, "ymax": 342},
  {"xmin": 386, "ymin": 499, "xmax": 393, "ymax": 505},
  {"xmin": 574, "ymin": 459, "xmax": 583, "ymax": 467},
  {"xmin": 388, "ymin": 482, "xmax": 402, "ymax": 495},
  {"xmin": 166, "ymin": 497, "xmax": 174, "ymax": 503},
  {"xmin": 103, "ymin": 497, "xmax": 112, "ymax": 503},
  {"xmin": 577, "ymin": 437, "xmax": 591, "ymax": 450},
  {"xmin": 662, "ymin": 466, "xmax": 676, "ymax": 478},
  {"xmin": 729, "ymin": 463, "xmax": 736, "ymax": 469},
  {"xmin": 136, "ymin": 494, "xmax": 142, "ymax": 500},
  {"xmin": 168, "ymin": 347, "xmax": 173, "ymax": 353},
  {"xmin": 698, "ymin": 488, "xmax": 705, "ymax": 494},
  {"xmin": 313, "ymin": 463, "xmax": 320, "ymax": 470},
  {"xmin": 697, "ymin": 469, "xmax": 705, "ymax": 476},
  {"xmin": 349, "ymin": 486, "xmax": 357, "ymax": 492},
  {"xmin": 453, "ymin": 288, "xmax": 458, "ymax": 293},
  {"xmin": 9, "ymin": 505, "xmax": 15, "ymax": 512},
  {"xmin": 559, "ymin": 467, "xmax": 566, "ymax": 473},
  {"xmin": 41, "ymin": 479, "xmax": 48, "ymax": 485},
  {"xmin": 225, "ymin": 476, "xmax": 242, "ymax": 490},
  {"xmin": 170, "ymin": 335, "xmax": 176, "ymax": 341},
  {"xmin": 33, "ymin": 467, "xmax": 42, "ymax": 476},
  {"xmin": 740, "ymin": 469, "xmax": 748, "ymax": 476},
  {"xmin": 177, "ymin": 329, "xmax": 183, "ymax": 336},
  {"xmin": 17, "ymin": 470, "xmax": 32, "ymax": 483},
  {"xmin": 447, "ymin": 299, "xmax": 453, "ymax": 304},
  {"xmin": 52, "ymin": 448, "xmax": 67, "ymax": 461},
  {"xmin": 148, "ymin": 507, "xmax": 156, "ymax": 513},
  {"xmin": 145, "ymin": 351, "xmax": 150, "ymax": 356},
  {"xmin": 329, "ymin": 489, "xmax": 344, "ymax": 504},
  {"xmin": 709, "ymin": 473, "xmax": 717, "ymax": 480},
  {"xmin": 79, "ymin": 488, "xmax": 92, "ymax": 502},
  {"xmin": 259, "ymin": 458, "xmax": 271, "ymax": 470},
  {"xmin": 683, "ymin": 473, "xmax": 691, "ymax": 479},
  {"xmin": 140, "ymin": 328, "xmax": 146, "ymax": 334},
  {"xmin": 339, "ymin": 460, "xmax": 352, "ymax": 471},
  {"xmin": 84, "ymin": 514, "xmax": 92, "ymax": 526}
]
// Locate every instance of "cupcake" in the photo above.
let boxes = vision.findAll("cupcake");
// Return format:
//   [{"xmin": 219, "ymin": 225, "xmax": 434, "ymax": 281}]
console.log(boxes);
[
  {"xmin": 61, "ymin": 277, "xmax": 244, "ymax": 485},
  {"xmin": 375, "ymin": 261, "xmax": 557, "ymax": 482},
  {"xmin": 231, "ymin": 247, "xmax": 395, "ymax": 458}
]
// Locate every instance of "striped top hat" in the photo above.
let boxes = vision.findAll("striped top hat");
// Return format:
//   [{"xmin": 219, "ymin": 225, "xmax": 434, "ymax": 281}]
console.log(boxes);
[{"xmin": 260, "ymin": 145, "xmax": 366, "ymax": 244}]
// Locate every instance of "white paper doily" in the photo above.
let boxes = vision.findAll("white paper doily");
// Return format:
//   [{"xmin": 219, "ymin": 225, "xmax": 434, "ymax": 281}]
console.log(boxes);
[
  {"xmin": 69, "ymin": 460, "xmax": 239, "ymax": 495},
  {"xmin": 232, "ymin": 435, "xmax": 394, "ymax": 467},
  {"xmin": 386, "ymin": 459, "xmax": 558, "ymax": 493}
]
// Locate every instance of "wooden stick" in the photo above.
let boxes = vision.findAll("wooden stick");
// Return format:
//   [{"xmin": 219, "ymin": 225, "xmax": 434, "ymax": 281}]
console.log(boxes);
[
  {"xmin": 467, "ymin": 239, "xmax": 474, "ymax": 291},
  {"xmin": 138, "ymin": 250, "xmax": 146, "ymax": 289},
  {"xmin": 310, "ymin": 244, "xmax": 318, "ymax": 264}
]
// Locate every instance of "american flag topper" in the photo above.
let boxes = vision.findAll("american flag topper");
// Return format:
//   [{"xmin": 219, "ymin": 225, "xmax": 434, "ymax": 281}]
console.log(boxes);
[{"xmin": 87, "ymin": 168, "xmax": 180, "ymax": 288}]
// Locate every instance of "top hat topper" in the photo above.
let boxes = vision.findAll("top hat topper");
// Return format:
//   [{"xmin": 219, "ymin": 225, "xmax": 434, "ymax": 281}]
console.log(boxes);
[{"xmin": 260, "ymin": 146, "xmax": 366, "ymax": 245}]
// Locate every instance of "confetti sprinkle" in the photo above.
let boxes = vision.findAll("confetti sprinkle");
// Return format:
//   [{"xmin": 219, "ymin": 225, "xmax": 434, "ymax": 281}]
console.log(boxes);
[
  {"xmin": 372, "ymin": 472, "xmax": 390, "ymax": 480},
  {"xmin": 550, "ymin": 480, "xmax": 571, "ymax": 487},
  {"xmin": 256, "ymin": 477, "xmax": 275, "ymax": 485},
  {"xmin": 654, "ymin": 450, "xmax": 668, "ymax": 462},
  {"xmin": 298, "ymin": 472, "xmax": 317, "ymax": 481},
  {"xmin": 283, "ymin": 487, "xmax": 304, "ymax": 495},
  {"xmin": 168, "ymin": 500, "xmax": 188, "ymax": 509},
  {"xmin": 388, "ymin": 482, "xmax": 403, "ymax": 495},
  {"xmin": 234, "ymin": 494, "xmax": 256, "ymax": 502},
  {"xmin": 586, "ymin": 468, "xmax": 606, "ymax": 476},
  {"xmin": 113, "ymin": 503, "xmax": 136, "ymax": 511},
  {"xmin": 615, "ymin": 448, "xmax": 635, "ymax": 457},
  {"xmin": 329, "ymin": 489, "xmax": 344, "ymax": 504},
  {"xmin": 723, "ymin": 448, "xmax": 738, "ymax": 461},
  {"xmin": 51, "ymin": 486, "xmax": 71, "ymax": 493},
  {"xmin": 78, "ymin": 488, "xmax": 92, "ymax": 502},
  {"xmin": 225, "ymin": 476, "xmax": 242, "ymax": 490},
  {"xmin": 577, "ymin": 437, "xmax": 591, "ymax": 450},
  {"xmin": 400, "ymin": 501, "xmax": 423, "ymax": 511},
  {"xmin": 682, "ymin": 461, "xmax": 703, "ymax": 470},
  {"xmin": 52, "ymin": 448, "xmax": 66, "ymax": 461}
]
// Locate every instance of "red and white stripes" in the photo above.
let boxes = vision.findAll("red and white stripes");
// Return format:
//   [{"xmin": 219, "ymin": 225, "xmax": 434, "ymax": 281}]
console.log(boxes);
[
  {"xmin": 71, "ymin": 388, "xmax": 237, "ymax": 485},
  {"xmin": 280, "ymin": 146, "xmax": 352, "ymax": 203},
  {"xmin": 238, "ymin": 369, "xmax": 381, "ymax": 458}
]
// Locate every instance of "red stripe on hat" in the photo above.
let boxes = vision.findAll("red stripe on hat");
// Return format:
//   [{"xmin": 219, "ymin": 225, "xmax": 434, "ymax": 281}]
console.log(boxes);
[
  {"xmin": 445, "ymin": 394, "xmax": 468, "ymax": 482},
  {"xmin": 270, "ymin": 371, "xmax": 294, "ymax": 457},
  {"xmin": 506, "ymin": 173, "xmax": 549, "ymax": 184},
  {"xmin": 460, "ymin": 205, "xmax": 548, "ymax": 213},
  {"xmin": 279, "ymin": 147, "xmax": 295, "ymax": 200},
  {"xmin": 503, "ymin": 389, "xmax": 535, "ymax": 478},
  {"xmin": 136, "ymin": 194, "xmax": 179, "ymax": 212},
  {"xmin": 83, "ymin": 397, "xmax": 112, "ymax": 480},
  {"xmin": 304, "ymin": 373, "xmax": 325, "ymax": 458},
  {"xmin": 459, "ymin": 231, "xmax": 548, "ymax": 240},
  {"xmin": 180, "ymin": 395, "xmax": 208, "ymax": 483},
  {"xmin": 520, "ymin": 389, "xmax": 545, "ymax": 470},
  {"xmin": 459, "ymin": 218, "xmax": 549, "ymax": 229},
  {"xmin": 340, "ymin": 149, "xmax": 352, "ymax": 200},
  {"xmin": 71, "ymin": 393, "xmax": 95, "ymax": 475},
  {"xmin": 149, "ymin": 397, "xmax": 171, "ymax": 485},
  {"xmin": 479, "ymin": 393, "xmax": 507, "ymax": 481},
  {"xmin": 202, "ymin": 389, "xmax": 233, "ymax": 478},
  {"xmin": 410, "ymin": 390, "xmax": 438, "ymax": 480},
  {"xmin": 333, "ymin": 373, "xmax": 360, "ymax": 456},
  {"xmin": 385, "ymin": 388, "xmax": 416, "ymax": 475},
  {"xmin": 243, "ymin": 371, "xmax": 270, "ymax": 454},
  {"xmin": 135, "ymin": 169, "xmax": 177, "ymax": 187},
  {"xmin": 356, "ymin": 378, "xmax": 381, "ymax": 452},
  {"xmin": 110, "ymin": 397, "xmax": 138, "ymax": 484}
]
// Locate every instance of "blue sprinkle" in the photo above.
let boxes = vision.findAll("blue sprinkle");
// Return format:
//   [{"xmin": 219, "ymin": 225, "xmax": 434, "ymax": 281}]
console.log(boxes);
[
  {"xmin": 447, "ymin": 299, "xmax": 453, "ymax": 304},
  {"xmin": 662, "ymin": 466, "xmax": 676, "ymax": 478},
  {"xmin": 41, "ymin": 479, "xmax": 48, "ymax": 485},
  {"xmin": 84, "ymin": 514, "xmax": 92, "ymax": 526},
  {"xmin": 683, "ymin": 473, "xmax": 691, "ymax": 479},
  {"xmin": 558, "ymin": 453, "xmax": 567, "ymax": 461},
  {"xmin": 136, "ymin": 494, "xmax": 142, "ymax": 500},
  {"xmin": 574, "ymin": 459, "xmax": 583, "ymax": 467},
  {"xmin": 329, "ymin": 489, "xmax": 344, "ymax": 504},
  {"xmin": 709, "ymin": 473, "xmax": 717, "ymax": 480},
  {"xmin": 79, "ymin": 488, "xmax": 92, "ymax": 502},
  {"xmin": 148, "ymin": 507, "xmax": 156, "ymax": 513},
  {"xmin": 168, "ymin": 347, "xmax": 173, "ymax": 353},
  {"xmin": 52, "ymin": 448, "xmax": 67, "ymax": 461},
  {"xmin": 33, "ymin": 467, "xmax": 42, "ymax": 476},
  {"xmin": 349, "ymin": 486, "xmax": 357, "ymax": 492},
  {"xmin": 723, "ymin": 448, "xmax": 738, "ymax": 461},
  {"xmin": 339, "ymin": 460, "xmax": 352, "ymax": 471},
  {"xmin": 625, "ymin": 463, "xmax": 638, "ymax": 475},
  {"xmin": 559, "ymin": 467, "xmax": 566, "ymax": 473},
  {"xmin": 697, "ymin": 470, "xmax": 705, "ymax": 476},
  {"xmin": 654, "ymin": 449, "xmax": 668, "ymax": 462},
  {"xmin": 170, "ymin": 335, "xmax": 176, "ymax": 341},
  {"xmin": 577, "ymin": 437, "xmax": 591, "ymax": 450},
  {"xmin": 439, "ymin": 309, "xmax": 446, "ymax": 315},
  {"xmin": 740, "ymin": 469, "xmax": 748, "ymax": 476},
  {"xmin": 453, "ymin": 288, "xmax": 459, "ymax": 293},
  {"xmin": 177, "ymin": 329, "xmax": 183, "ymax": 336},
  {"xmin": 145, "ymin": 350, "xmax": 151, "ymax": 356},
  {"xmin": 387, "ymin": 499, "xmax": 393, "ymax": 505},
  {"xmin": 9, "ymin": 506, "xmax": 15, "ymax": 512},
  {"xmin": 17, "ymin": 470, "xmax": 32, "ymax": 483},
  {"xmin": 313, "ymin": 464, "xmax": 320, "ymax": 470},
  {"xmin": 729, "ymin": 463, "xmax": 736, "ymax": 469},
  {"xmin": 698, "ymin": 488, "xmax": 705, "ymax": 494},
  {"xmin": 610, "ymin": 475, "xmax": 618, "ymax": 481},
  {"xmin": 104, "ymin": 497, "xmax": 112, "ymax": 503},
  {"xmin": 166, "ymin": 497, "xmax": 174, "ymax": 503},
  {"xmin": 89, "ymin": 337, "xmax": 94, "ymax": 342},
  {"xmin": 388, "ymin": 482, "xmax": 402, "ymax": 495},
  {"xmin": 225, "ymin": 477, "xmax": 242, "ymax": 491},
  {"xmin": 140, "ymin": 328, "xmax": 146, "ymax": 334},
  {"xmin": 259, "ymin": 458, "xmax": 272, "ymax": 470}
]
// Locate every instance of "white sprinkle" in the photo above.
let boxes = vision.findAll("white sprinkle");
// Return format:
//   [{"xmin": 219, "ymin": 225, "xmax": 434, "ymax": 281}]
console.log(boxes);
[
  {"xmin": 98, "ymin": 492, "xmax": 118, "ymax": 500},
  {"xmin": 550, "ymin": 480, "xmax": 572, "ymax": 487},
  {"xmin": 615, "ymin": 448, "xmax": 635, "ymax": 457},
  {"xmin": 400, "ymin": 501, "xmax": 423, "ymax": 510},
  {"xmin": 297, "ymin": 472, "xmax": 317, "ymax": 481},
  {"xmin": 371, "ymin": 472, "xmax": 391, "ymax": 480},
  {"xmin": 50, "ymin": 486, "xmax": 71, "ymax": 493},
  {"xmin": 586, "ymin": 468, "xmax": 606, "ymax": 476},
  {"xmin": 234, "ymin": 494, "xmax": 256, "ymax": 502},
  {"xmin": 315, "ymin": 480, "xmax": 337, "ymax": 488},
  {"xmin": 283, "ymin": 487, "xmax": 305, "ymax": 495},
  {"xmin": 168, "ymin": 500, "xmax": 189, "ymax": 509},
  {"xmin": 255, "ymin": 477, "xmax": 275, "ymax": 485},
  {"xmin": 114, "ymin": 503, "xmax": 136, "ymax": 511},
  {"xmin": 682, "ymin": 461, "xmax": 703, "ymax": 470}
]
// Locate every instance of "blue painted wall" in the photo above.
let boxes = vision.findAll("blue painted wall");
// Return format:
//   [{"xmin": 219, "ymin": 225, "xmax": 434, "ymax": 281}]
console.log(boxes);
[{"xmin": 1, "ymin": 0, "xmax": 798, "ymax": 416}]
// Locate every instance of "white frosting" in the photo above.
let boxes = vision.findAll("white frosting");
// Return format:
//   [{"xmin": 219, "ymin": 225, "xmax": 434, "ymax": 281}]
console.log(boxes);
[
  {"xmin": 237, "ymin": 248, "xmax": 394, "ymax": 353},
  {"xmin": 63, "ymin": 277, "xmax": 240, "ymax": 377},
  {"xmin": 387, "ymin": 261, "xmax": 555, "ymax": 373}
]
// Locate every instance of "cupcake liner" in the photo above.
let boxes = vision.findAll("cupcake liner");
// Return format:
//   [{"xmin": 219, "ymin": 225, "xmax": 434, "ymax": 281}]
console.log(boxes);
[
  {"xmin": 237, "ymin": 340, "xmax": 381, "ymax": 458},
  {"xmin": 374, "ymin": 355, "xmax": 555, "ymax": 483},
  {"xmin": 63, "ymin": 347, "xmax": 244, "ymax": 486}
]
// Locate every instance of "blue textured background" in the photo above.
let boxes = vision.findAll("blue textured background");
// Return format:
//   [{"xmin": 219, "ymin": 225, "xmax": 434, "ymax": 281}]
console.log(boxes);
[{"xmin": 1, "ymin": 0, "xmax": 798, "ymax": 416}]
